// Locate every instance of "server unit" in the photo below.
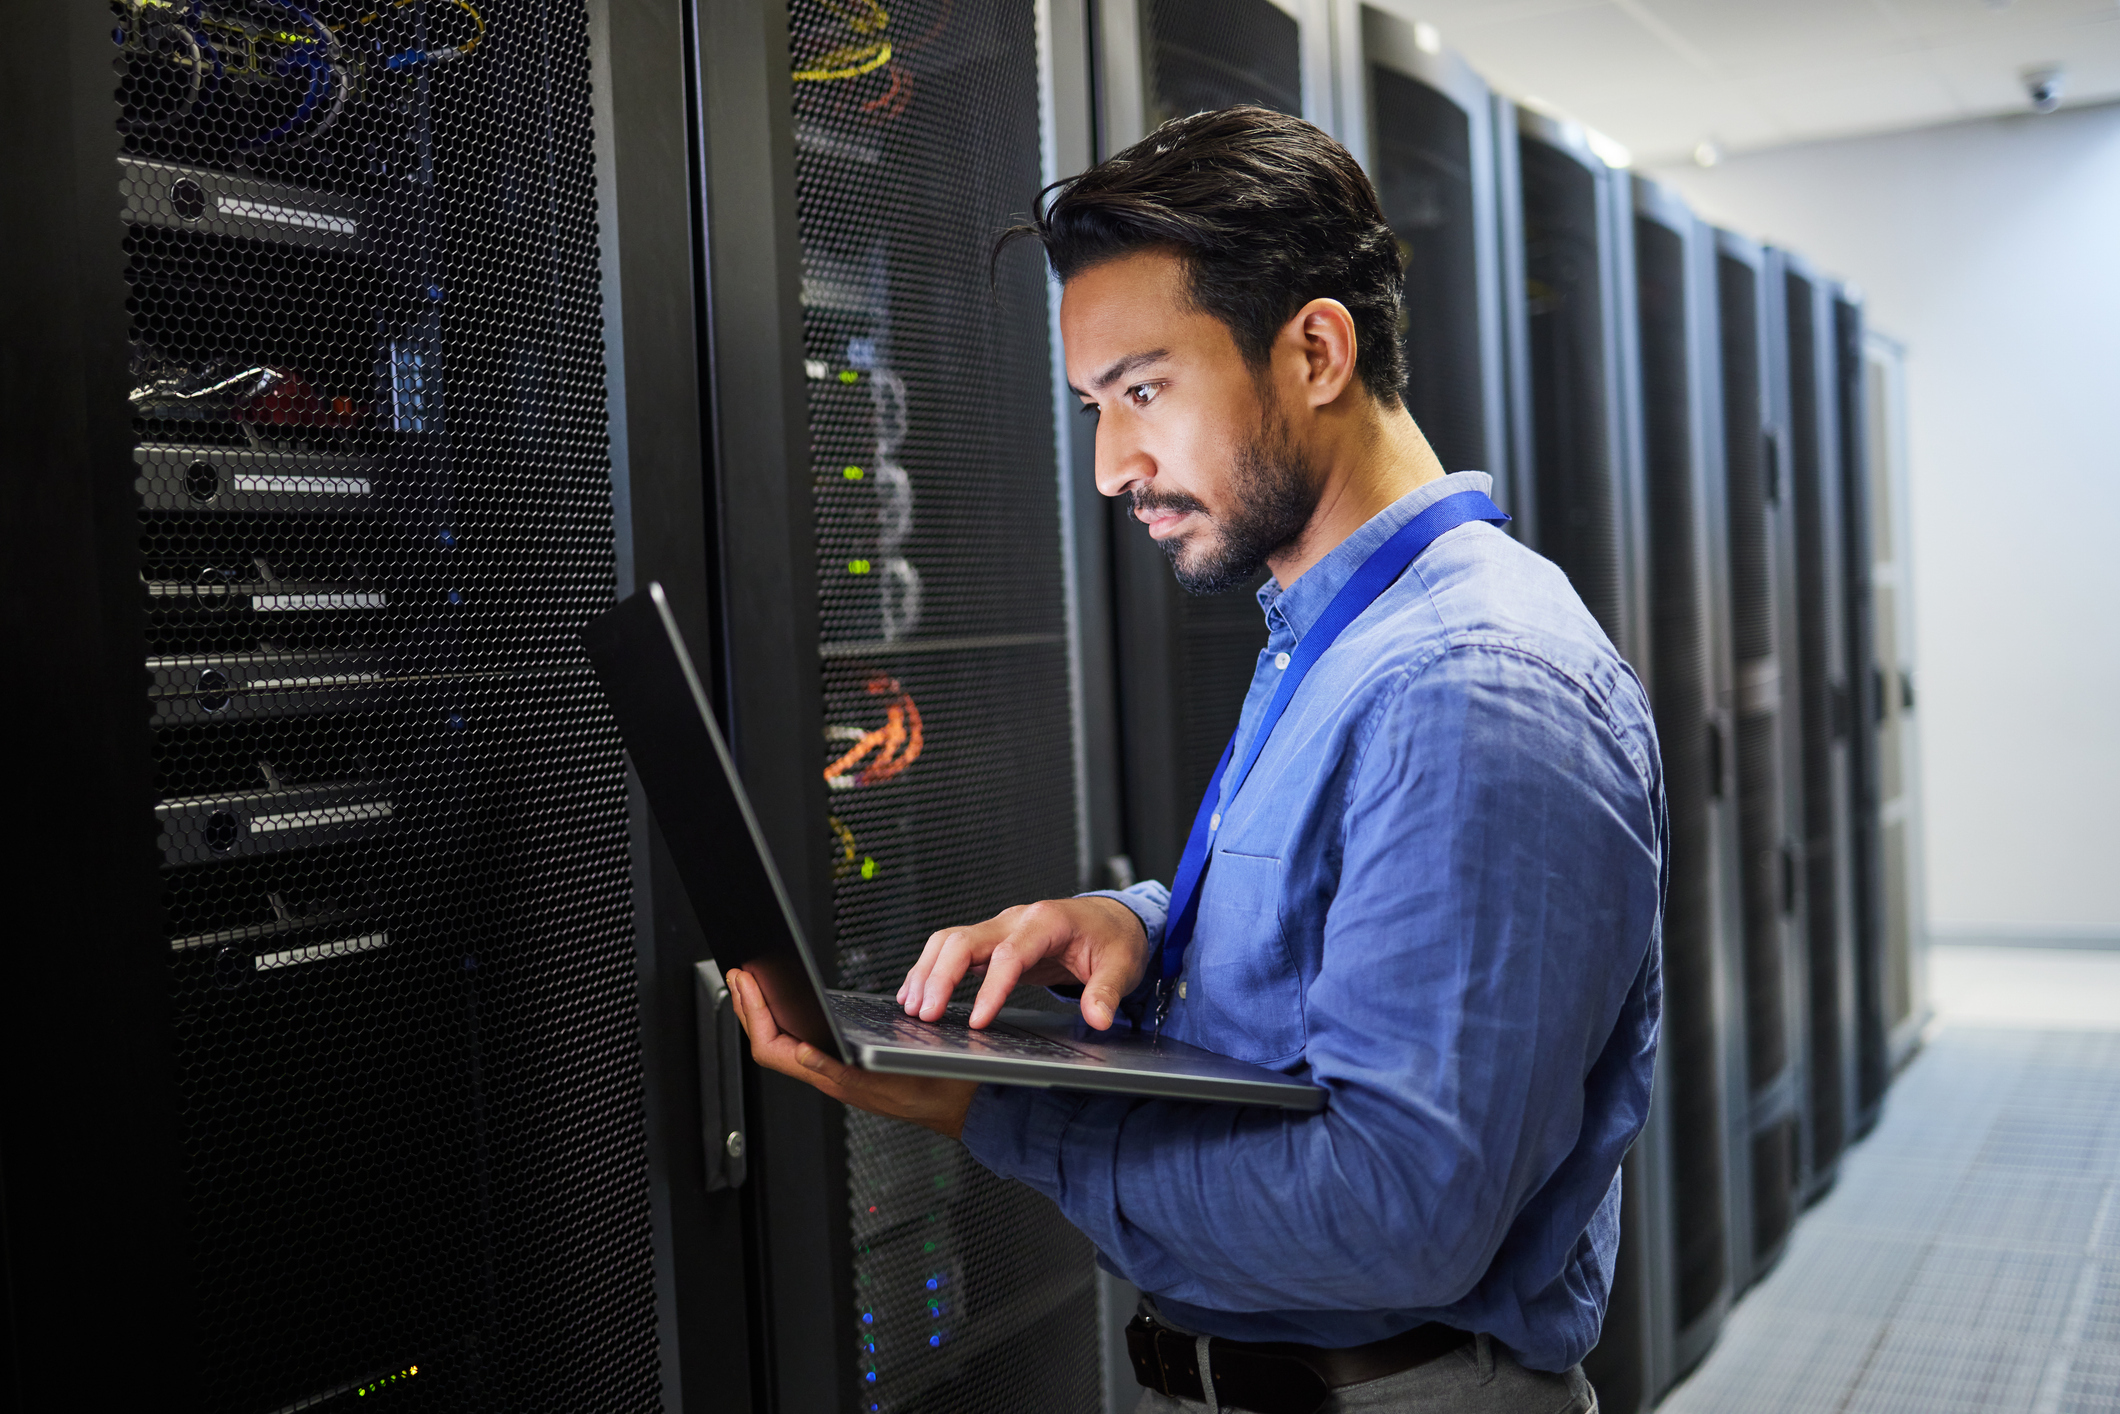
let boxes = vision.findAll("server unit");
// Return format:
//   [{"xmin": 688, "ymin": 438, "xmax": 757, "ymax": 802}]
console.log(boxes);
[
  {"xmin": 1832, "ymin": 288, "xmax": 1890, "ymax": 1136},
  {"xmin": 1860, "ymin": 331, "xmax": 1931, "ymax": 1070},
  {"xmin": 8, "ymin": 1, "xmax": 670, "ymax": 1409},
  {"xmin": 1499, "ymin": 105, "xmax": 1666, "ymax": 1414},
  {"xmin": 1631, "ymin": 177, "xmax": 1745, "ymax": 1384},
  {"xmin": 1717, "ymin": 231, "xmax": 1806, "ymax": 1288},
  {"xmin": 1771, "ymin": 250, "xmax": 1858, "ymax": 1200},
  {"xmin": 1092, "ymin": 0, "xmax": 1328, "ymax": 892},
  {"xmin": 1334, "ymin": 4, "xmax": 1510, "ymax": 496},
  {"xmin": 692, "ymin": 0, "xmax": 1108, "ymax": 1408}
]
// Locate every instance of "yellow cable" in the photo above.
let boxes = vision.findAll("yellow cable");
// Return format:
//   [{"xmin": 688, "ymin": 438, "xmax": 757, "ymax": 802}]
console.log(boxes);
[
  {"xmin": 332, "ymin": 0, "xmax": 485, "ymax": 58},
  {"xmin": 792, "ymin": 0, "xmax": 891, "ymax": 83},
  {"xmin": 792, "ymin": 40, "xmax": 891, "ymax": 82}
]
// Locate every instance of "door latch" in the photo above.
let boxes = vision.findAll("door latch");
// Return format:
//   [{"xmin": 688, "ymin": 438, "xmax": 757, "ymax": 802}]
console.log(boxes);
[{"xmin": 694, "ymin": 960, "xmax": 748, "ymax": 1191}]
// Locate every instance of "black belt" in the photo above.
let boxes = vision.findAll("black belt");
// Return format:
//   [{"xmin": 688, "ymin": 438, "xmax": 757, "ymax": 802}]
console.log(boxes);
[{"xmin": 1125, "ymin": 1307, "xmax": 1473, "ymax": 1414}]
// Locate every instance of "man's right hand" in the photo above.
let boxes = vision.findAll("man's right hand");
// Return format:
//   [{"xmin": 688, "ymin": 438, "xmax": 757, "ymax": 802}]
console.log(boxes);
[{"xmin": 896, "ymin": 895, "xmax": 1151, "ymax": 1032}]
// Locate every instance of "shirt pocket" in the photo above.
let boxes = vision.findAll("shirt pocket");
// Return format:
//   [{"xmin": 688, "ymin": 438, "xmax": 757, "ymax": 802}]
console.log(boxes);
[{"xmin": 1187, "ymin": 849, "xmax": 1306, "ymax": 1064}]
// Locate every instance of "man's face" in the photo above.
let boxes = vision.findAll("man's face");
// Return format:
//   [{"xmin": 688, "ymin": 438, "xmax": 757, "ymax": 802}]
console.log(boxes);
[{"xmin": 1061, "ymin": 249, "xmax": 1320, "ymax": 593}]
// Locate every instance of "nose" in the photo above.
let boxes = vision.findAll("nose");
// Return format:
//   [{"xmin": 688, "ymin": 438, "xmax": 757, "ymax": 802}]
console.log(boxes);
[{"xmin": 1092, "ymin": 414, "xmax": 1151, "ymax": 501}]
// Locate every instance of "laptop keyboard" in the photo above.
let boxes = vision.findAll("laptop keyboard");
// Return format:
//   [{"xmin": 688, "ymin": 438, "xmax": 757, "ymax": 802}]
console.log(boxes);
[{"xmin": 831, "ymin": 991, "xmax": 1090, "ymax": 1061}]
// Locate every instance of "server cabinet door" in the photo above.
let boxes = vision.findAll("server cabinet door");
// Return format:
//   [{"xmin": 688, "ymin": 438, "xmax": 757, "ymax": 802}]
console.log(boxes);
[
  {"xmin": 699, "ymin": 0, "xmax": 1105, "ymax": 1408},
  {"xmin": 13, "ymin": 0, "xmax": 675, "ymax": 1409}
]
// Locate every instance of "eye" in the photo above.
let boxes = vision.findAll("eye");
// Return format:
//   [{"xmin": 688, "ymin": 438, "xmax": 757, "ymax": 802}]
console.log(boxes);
[
  {"xmin": 1077, "ymin": 401, "xmax": 1100, "ymax": 419},
  {"xmin": 1125, "ymin": 382, "xmax": 1161, "ymax": 408}
]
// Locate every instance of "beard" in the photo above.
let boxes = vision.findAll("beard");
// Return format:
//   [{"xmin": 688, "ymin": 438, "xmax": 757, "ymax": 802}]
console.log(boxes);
[{"xmin": 1133, "ymin": 405, "xmax": 1323, "ymax": 595}]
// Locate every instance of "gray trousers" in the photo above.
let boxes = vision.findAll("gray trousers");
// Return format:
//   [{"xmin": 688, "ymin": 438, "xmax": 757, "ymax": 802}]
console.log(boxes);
[{"xmin": 1131, "ymin": 1333, "xmax": 1598, "ymax": 1414}]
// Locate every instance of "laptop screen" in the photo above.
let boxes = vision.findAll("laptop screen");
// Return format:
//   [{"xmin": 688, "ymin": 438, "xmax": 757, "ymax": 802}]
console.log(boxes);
[{"xmin": 581, "ymin": 584, "xmax": 845, "ymax": 1058}]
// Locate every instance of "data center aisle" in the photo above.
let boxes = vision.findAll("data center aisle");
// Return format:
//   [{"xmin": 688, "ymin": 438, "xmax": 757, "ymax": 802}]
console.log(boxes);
[{"xmin": 1659, "ymin": 948, "xmax": 2120, "ymax": 1414}]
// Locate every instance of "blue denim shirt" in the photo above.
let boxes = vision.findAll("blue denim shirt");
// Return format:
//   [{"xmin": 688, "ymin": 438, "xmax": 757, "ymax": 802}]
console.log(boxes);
[{"xmin": 959, "ymin": 472, "xmax": 1665, "ymax": 1372}]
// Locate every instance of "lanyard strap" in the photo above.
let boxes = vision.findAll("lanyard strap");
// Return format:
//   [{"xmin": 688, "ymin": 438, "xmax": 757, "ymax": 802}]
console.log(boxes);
[{"xmin": 1156, "ymin": 489, "xmax": 1510, "ymax": 1005}]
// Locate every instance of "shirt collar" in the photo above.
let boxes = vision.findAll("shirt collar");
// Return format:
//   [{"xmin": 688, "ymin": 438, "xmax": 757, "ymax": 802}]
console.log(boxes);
[{"xmin": 1256, "ymin": 471, "xmax": 1496, "ymax": 644}]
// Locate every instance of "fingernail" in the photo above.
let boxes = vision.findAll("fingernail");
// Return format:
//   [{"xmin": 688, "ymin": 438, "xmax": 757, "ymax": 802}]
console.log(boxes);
[{"xmin": 797, "ymin": 1046, "xmax": 824, "ymax": 1071}]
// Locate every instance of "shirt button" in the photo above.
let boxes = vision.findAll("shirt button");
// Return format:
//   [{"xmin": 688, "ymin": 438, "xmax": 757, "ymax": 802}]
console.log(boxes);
[
  {"xmin": 1274, "ymin": 651, "xmax": 1291, "ymax": 670},
  {"xmin": 1178, "ymin": 979, "xmax": 1188, "ymax": 999},
  {"xmin": 1210, "ymin": 813, "xmax": 1221, "ymax": 831}
]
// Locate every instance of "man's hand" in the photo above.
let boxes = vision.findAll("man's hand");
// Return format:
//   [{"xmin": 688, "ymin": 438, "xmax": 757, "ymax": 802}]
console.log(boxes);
[
  {"xmin": 726, "ymin": 967, "xmax": 978, "ymax": 1139},
  {"xmin": 897, "ymin": 895, "xmax": 1151, "ymax": 1031}
]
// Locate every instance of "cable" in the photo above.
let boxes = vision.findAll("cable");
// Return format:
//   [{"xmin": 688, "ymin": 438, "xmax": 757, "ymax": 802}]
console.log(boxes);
[
  {"xmin": 823, "ymin": 677, "xmax": 924, "ymax": 790},
  {"xmin": 792, "ymin": 0, "xmax": 891, "ymax": 83},
  {"xmin": 331, "ymin": 0, "xmax": 487, "ymax": 70}
]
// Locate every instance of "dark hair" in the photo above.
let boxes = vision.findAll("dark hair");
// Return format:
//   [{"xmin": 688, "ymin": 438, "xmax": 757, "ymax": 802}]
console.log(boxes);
[{"xmin": 1000, "ymin": 106, "xmax": 1406, "ymax": 406}]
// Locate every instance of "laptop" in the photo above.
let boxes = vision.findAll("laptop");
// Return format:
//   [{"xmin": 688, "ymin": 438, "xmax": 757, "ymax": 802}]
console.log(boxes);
[{"xmin": 581, "ymin": 583, "xmax": 1325, "ymax": 1111}]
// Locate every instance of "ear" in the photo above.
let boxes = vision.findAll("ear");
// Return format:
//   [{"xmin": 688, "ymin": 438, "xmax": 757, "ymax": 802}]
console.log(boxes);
[{"xmin": 1278, "ymin": 297, "xmax": 1361, "ymax": 411}]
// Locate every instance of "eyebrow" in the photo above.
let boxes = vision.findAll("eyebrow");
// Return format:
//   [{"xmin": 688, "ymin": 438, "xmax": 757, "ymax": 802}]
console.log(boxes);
[{"xmin": 1070, "ymin": 347, "xmax": 1171, "ymax": 399}]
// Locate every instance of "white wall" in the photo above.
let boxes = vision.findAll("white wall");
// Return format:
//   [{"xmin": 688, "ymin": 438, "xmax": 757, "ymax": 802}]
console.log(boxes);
[{"xmin": 1649, "ymin": 103, "xmax": 2120, "ymax": 939}]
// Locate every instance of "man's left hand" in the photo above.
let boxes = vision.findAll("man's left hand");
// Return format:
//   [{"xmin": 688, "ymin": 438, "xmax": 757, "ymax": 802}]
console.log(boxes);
[{"xmin": 726, "ymin": 967, "xmax": 979, "ymax": 1140}]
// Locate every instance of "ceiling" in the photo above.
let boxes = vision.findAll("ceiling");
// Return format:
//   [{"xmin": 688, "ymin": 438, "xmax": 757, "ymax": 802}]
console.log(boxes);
[{"xmin": 1401, "ymin": 0, "xmax": 2120, "ymax": 165}]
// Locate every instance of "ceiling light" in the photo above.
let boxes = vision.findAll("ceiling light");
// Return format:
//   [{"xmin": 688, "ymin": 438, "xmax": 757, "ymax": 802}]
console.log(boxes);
[
  {"xmin": 1693, "ymin": 139, "xmax": 1722, "ymax": 167},
  {"xmin": 1414, "ymin": 21, "xmax": 1442, "ymax": 55},
  {"xmin": 1586, "ymin": 128, "xmax": 1632, "ymax": 169}
]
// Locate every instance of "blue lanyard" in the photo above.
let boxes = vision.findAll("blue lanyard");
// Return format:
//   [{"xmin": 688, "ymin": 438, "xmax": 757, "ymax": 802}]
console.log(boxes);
[{"xmin": 1153, "ymin": 488, "xmax": 1510, "ymax": 1029}]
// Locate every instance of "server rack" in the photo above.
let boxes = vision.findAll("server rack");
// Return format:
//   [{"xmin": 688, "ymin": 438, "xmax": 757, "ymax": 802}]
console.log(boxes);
[
  {"xmin": 1499, "ymin": 106, "xmax": 1646, "ymax": 648},
  {"xmin": 7, "ymin": 1, "xmax": 672, "ymax": 1409},
  {"xmin": 691, "ymin": 0, "xmax": 1110, "ymax": 1408},
  {"xmin": 1499, "ymin": 105, "xmax": 1666, "ymax": 1414},
  {"xmin": 1719, "ymin": 231, "xmax": 1806, "ymax": 1288},
  {"xmin": 1771, "ymin": 250, "xmax": 1858, "ymax": 1201},
  {"xmin": 1631, "ymin": 177, "xmax": 1744, "ymax": 1384},
  {"xmin": 1333, "ymin": 3, "xmax": 1511, "ymax": 499},
  {"xmin": 1859, "ymin": 331, "xmax": 1931, "ymax": 1072},
  {"xmin": 1832, "ymin": 288, "xmax": 1889, "ymax": 1136},
  {"xmin": 1091, "ymin": 0, "xmax": 1331, "ymax": 890}
]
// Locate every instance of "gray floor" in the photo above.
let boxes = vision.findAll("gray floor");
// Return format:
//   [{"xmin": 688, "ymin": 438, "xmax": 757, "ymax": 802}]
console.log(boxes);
[{"xmin": 1660, "ymin": 1024, "xmax": 2120, "ymax": 1414}]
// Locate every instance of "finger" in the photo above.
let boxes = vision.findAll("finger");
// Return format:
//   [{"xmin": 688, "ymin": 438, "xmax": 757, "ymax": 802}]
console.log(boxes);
[
  {"xmin": 967, "ymin": 939, "xmax": 1028, "ymax": 1029},
  {"xmin": 899, "ymin": 930, "xmax": 950, "ymax": 1009},
  {"xmin": 1079, "ymin": 948, "xmax": 1140, "ymax": 1032},
  {"xmin": 726, "ymin": 969, "xmax": 760, "ymax": 1041},
  {"xmin": 918, "ymin": 928, "xmax": 985, "ymax": 1020}
]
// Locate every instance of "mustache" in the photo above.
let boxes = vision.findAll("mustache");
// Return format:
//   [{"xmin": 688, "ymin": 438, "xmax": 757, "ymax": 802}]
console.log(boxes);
[{"xmin": 1130, "ymin": 487, "xmax": 1209, "ymax": 520}]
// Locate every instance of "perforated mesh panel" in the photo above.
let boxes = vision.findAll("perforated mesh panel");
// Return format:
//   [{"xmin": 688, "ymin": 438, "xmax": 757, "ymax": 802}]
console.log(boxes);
[
  {"xmin": 1126, "ymin": 0, "xmax": 1294, "ymax": 844},
  {"xmin": 1634, "ymin": 216, "xmax": 1726, "ymax": 1327},
  {"xmin": 1143, "ymin": 0, "xmax": 1300, "ymax": 127},
  {"xmin": 1786, "ymin": 273, "xmax": 1849, "ymax": 1179},
  {"xmin": 114, "ymin": 1, "xmax": 659, "ymax": 1408},
  {"xmin": 1749, "ymin": 1116, "xmax": 1797, "ymax": 1266},
  {"xmin": 786, "ymin": 0, "xmax": 1099, "ymax": 1405},
  {"xmin": 1836, "ymin": 295, "xmax": 1889, "ymax": 1121},
  {"xmin": 1718, "ymin": 253, "xmax": 1790, "ymax": 1099},
  {"xmin": 1518, "ymin": 136, "xmax": 1621, "ymax": 644},
  {"xmin": 1372, "ymin": 67, "xmax": 1486, "ymax": 474}
]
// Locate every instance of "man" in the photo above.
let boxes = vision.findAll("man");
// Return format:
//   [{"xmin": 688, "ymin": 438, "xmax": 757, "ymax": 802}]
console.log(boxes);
[{"xmin": 730, "ymin": 106, "xmax": 1661, "ymax": 1414}]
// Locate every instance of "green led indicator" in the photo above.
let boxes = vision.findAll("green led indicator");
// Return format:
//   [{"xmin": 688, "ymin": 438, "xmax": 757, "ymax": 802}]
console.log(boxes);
[
  {"xmin": 923, "ymin": 1240, "xmax": 937, "ymax": 1253},
  {"xmin": 848, "ymin": 559, "xmax": 872, "ymax": 575},
  {"xmin": 843, "ymin": 465, "xmax": 865, "ymax": 480},
  {"xmin": 839, "ymin": 370, "xmax": 859, "ymax": 384},
  {"xmin": 860, "ymin": 856, "xmax": 877, "ymax": 880}
]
